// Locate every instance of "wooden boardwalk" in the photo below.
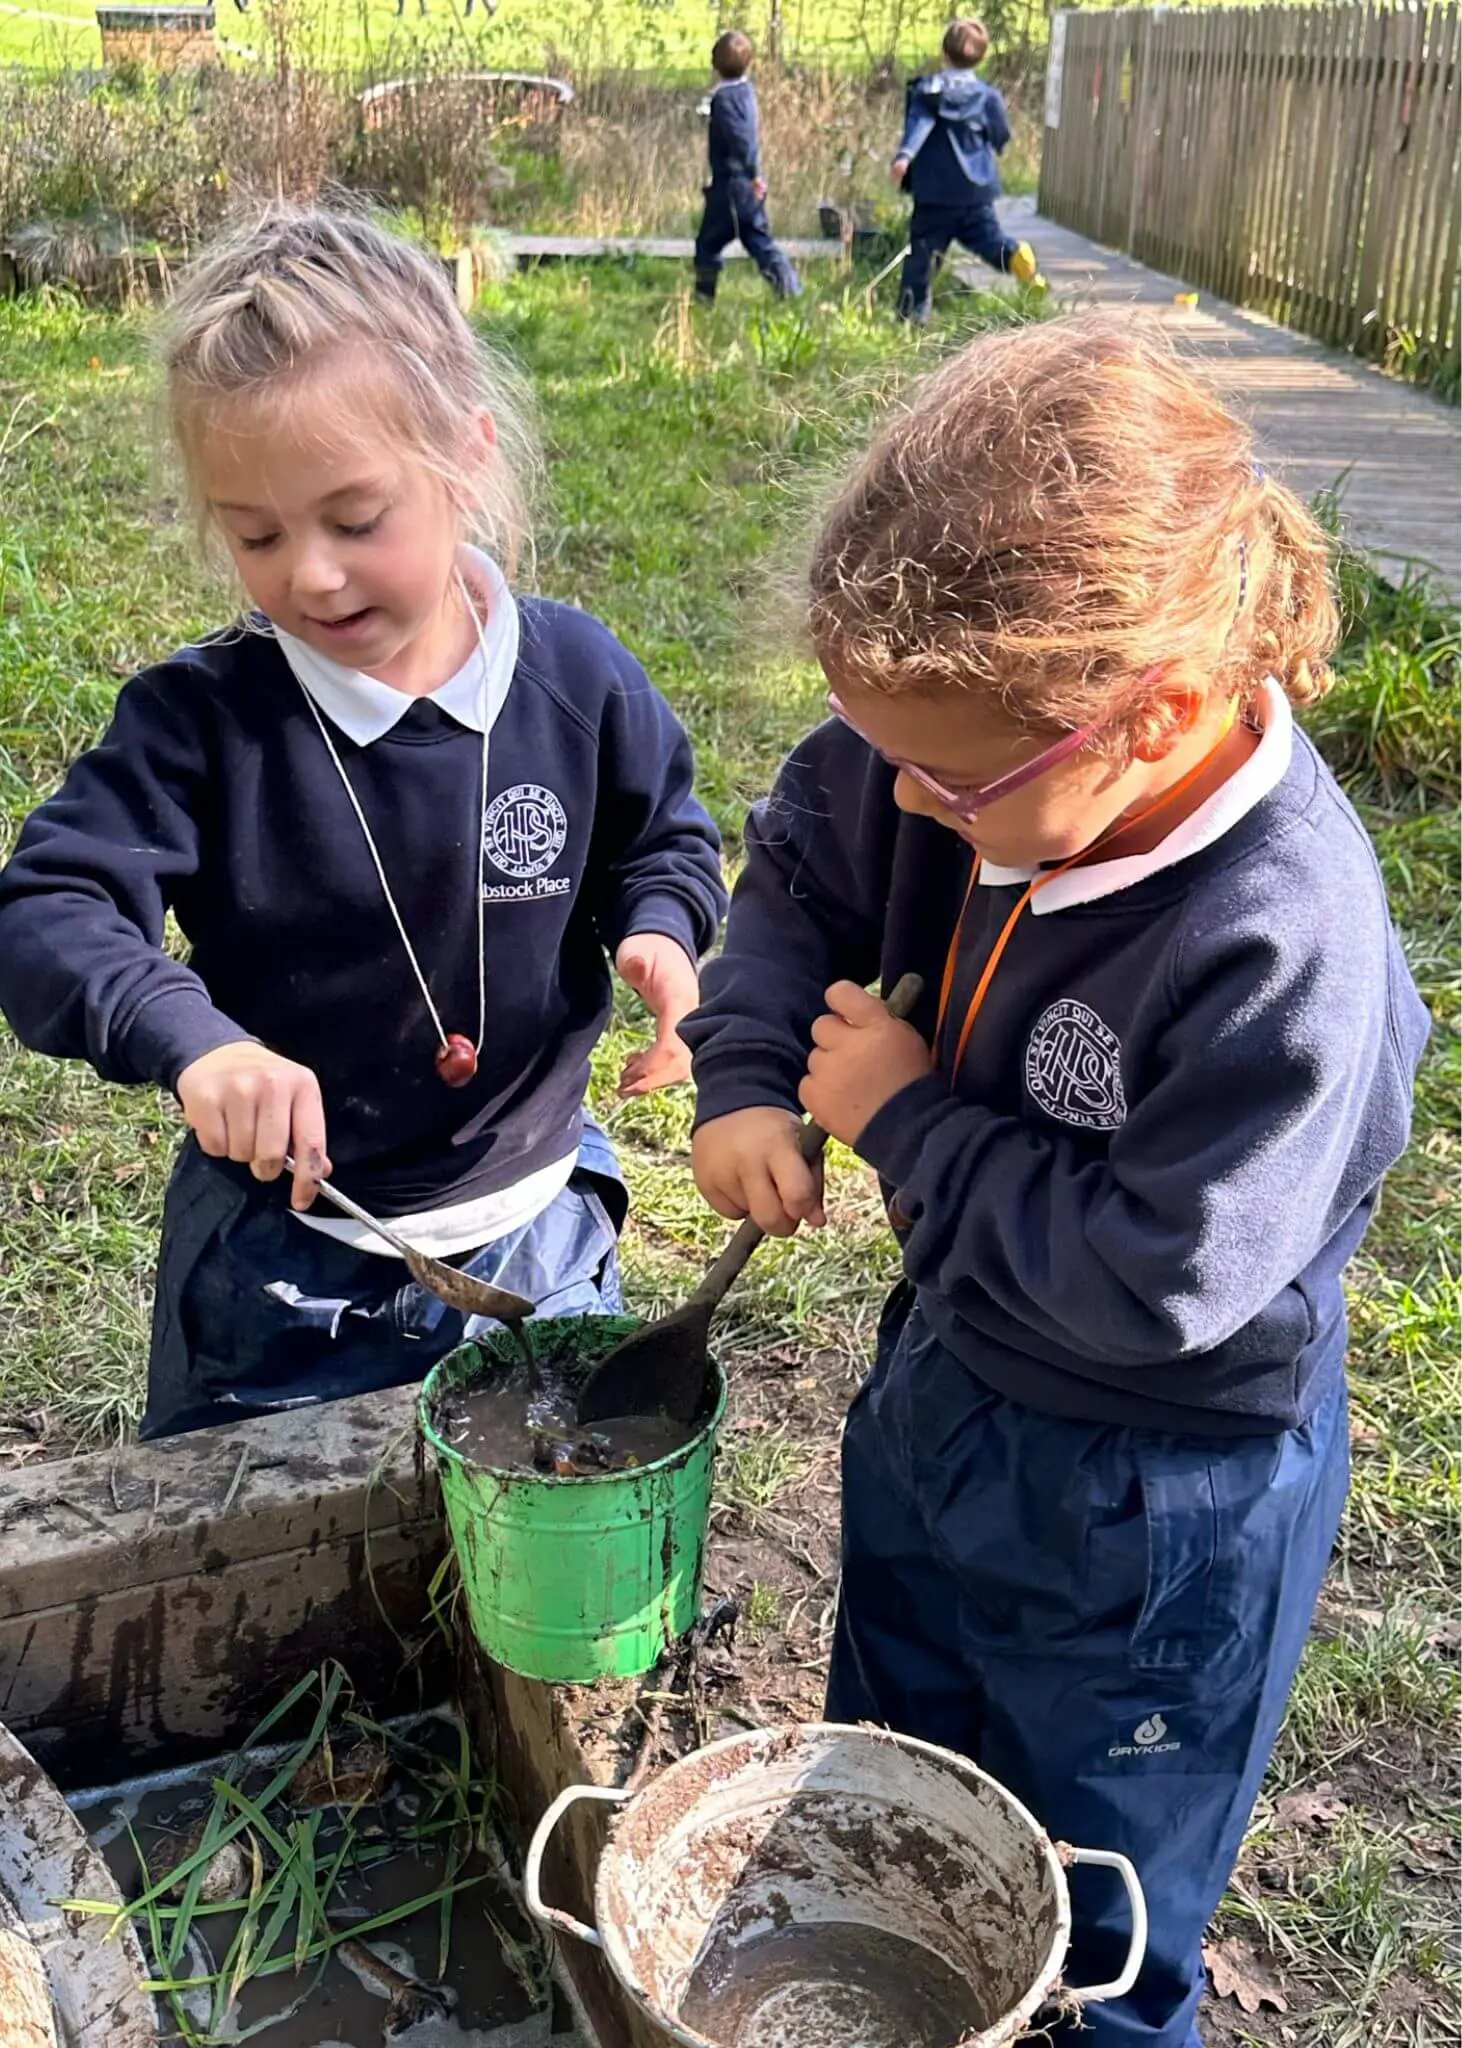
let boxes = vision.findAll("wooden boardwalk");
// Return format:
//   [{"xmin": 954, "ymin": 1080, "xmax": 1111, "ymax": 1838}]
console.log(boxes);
[
  {"xmin": 504, "ymin": 217, "xmax": 1460, "ymax": 600},
  {"xmin": 995, "ymin": 197, "xmax": 1461, "ymax": 600}
]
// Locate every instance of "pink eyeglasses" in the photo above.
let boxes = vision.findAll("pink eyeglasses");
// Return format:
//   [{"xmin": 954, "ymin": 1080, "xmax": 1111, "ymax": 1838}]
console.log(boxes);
[{"xmin": 827, "ymin": 692, "xmax": 1108, "ymax": 821}]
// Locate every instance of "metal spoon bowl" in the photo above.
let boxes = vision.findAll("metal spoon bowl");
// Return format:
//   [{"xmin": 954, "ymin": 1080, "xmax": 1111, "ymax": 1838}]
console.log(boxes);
[{"xmin": 283, "ymin": 1157, "xmax": 535, "ymax": 1325}]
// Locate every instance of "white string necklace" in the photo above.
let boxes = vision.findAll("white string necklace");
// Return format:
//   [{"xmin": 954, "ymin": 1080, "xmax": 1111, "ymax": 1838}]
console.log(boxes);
[{"xmin": 294, "ymin": 570, "xmax": 491, "ymax": 1088}]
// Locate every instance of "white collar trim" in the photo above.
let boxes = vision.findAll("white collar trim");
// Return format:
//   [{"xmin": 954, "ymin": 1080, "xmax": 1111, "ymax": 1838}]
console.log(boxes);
[
  {"xmin": 978, "ymin": 679, "xmax": 1293, "ymax": 912},
  {"xmin": 272, "ymin": 547, "xmax": 519, "ymax": 746}
]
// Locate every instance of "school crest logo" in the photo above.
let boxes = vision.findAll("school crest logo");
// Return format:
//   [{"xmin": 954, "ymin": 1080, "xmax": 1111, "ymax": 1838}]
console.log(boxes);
[
  {"xmin": 484, "ymin": 783, "xmax": 568, "ymax": 880},
  {"xmin": 1024, "ymin": 999, "xmax": 1127, "ymax": 1131}
]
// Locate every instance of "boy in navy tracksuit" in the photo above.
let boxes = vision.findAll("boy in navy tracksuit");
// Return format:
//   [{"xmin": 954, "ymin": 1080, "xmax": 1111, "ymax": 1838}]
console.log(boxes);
[
  {"xmin": 0, "ymin": 208, "xmax": 727, "ymax": 1440},
  {"xmin": 694, "ymin": 29, "xmax": 801, "ymax": 303},
  {"xmin": 893, "ymin": 16, "xmax": 1042, "ymax": 319},
  {"xmin": 685, "ymin": 315, "xmax": 1429, "ymax": 2042}
]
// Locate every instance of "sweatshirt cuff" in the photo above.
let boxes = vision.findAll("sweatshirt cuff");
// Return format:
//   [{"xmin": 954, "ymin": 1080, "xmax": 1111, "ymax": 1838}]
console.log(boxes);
[
  {"xmin": 691, "ymin": 1046, "xmax": 804, "ymax": 1130},
  {"xmin": 613, "ymin": 894, "xmax": 704, "ymax": 966},
  {"xmin": 854, "ymin": 1071, "xmax": 964, "ymax": 1189},
  {"xmin": 123, "ymin": 988, "xmax": 254, "ymax": 1093}
]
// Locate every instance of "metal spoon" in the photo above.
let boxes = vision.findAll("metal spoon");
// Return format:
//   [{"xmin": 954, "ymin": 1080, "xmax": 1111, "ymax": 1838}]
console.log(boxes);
[{"xmin": 283, "ymin": 1156, "xmax": 535, "ymax": 1325}]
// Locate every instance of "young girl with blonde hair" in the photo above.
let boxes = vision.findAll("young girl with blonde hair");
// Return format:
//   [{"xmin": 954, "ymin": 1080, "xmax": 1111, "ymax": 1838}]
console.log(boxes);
[
  {"xmin": 686, "ymin": 312, "xmax": 1428, "ymax": 2043},
  {"xmin": 0, "ymin": 206, "xmax": 726, "ymax": 1438}
]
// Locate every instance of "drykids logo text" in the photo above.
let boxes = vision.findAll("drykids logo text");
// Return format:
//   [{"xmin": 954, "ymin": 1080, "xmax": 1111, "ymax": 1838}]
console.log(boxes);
[{"xmin": 1108, "ymin": 1713, "xmax": 1182, "ymax": 1759}]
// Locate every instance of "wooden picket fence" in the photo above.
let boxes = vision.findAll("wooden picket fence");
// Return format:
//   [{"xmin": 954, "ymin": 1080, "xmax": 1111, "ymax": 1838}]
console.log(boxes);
[{"xmin": 1038, "ymin": 4, "xmax": 1461, "ymax": 388}]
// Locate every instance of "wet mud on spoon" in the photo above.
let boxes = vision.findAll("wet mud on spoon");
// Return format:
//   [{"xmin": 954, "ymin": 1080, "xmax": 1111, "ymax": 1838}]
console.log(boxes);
[{"xmin": 282, "ymin": 1156, "xmax": 536, "ymax": 1346}]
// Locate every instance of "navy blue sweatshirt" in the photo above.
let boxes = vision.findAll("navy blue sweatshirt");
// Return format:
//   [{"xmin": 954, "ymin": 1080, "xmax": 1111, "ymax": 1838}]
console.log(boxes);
[
  {"xmin": 897, "ymin": 71, "xmax": 1011, "ymax": 205},
  {"xmin": 706, "ymin": 77, "xmax": 760, "ymax": 183},
  {"xmin": 0, "ymin": 600, "xmax": 726, "ymax": 1217},
  {"xmin": 686, "ymin": 718, "xmax": 1429, "ymax": 1435}
]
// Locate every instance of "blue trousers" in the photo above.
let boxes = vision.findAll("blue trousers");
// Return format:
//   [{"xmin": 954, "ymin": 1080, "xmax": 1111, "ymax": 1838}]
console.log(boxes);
[
  {"xmin": 826, "ymin": 1291, "xmax": 1349, "ymax": 2046},
  {"xmin": 898, "ymin": 197, "xmax": 1020, "ymax": 320},
  {"xmin": 694, "ymin": 177, "xmax": 801, "ymax": 300},
  {"xmin": 141, "ymin": 1125, "xmax": 625, "ymax": 1439}
]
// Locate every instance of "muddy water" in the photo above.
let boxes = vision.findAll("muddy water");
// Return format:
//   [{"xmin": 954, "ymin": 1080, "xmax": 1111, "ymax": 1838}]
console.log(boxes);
[
  {"xmin": 437, "ymin": 1370, "xmax": 691, "ymax": 1479},
  {"xmin": 68, "ymin": 1715, "xmax": 586, "ymax": 2048},
  {"xmin": 677, "ymin": 1921, "xmax": 989, "ymax": 2048}
]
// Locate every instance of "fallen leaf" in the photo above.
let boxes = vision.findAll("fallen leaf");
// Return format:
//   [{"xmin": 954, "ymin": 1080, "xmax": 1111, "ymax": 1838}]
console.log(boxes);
[
  {"xmin": 26, "ymin": 1182, "xmax": 45, "ymax": 1205},
  {"xmin": 1203, "ymin": 1937, "xmax": 1289, "ymax": 2015},
  {"xmin": 288, "ymin": 1735, "xmax": 390, "ymax": 1810},
  {"xmin": 1399, "ymin": 1831, "xmax": 1452, "ymax": 1876},
  {"xmin": 1273, "ymin": 1782, "xmax": 1347, "ymax": 1829}
]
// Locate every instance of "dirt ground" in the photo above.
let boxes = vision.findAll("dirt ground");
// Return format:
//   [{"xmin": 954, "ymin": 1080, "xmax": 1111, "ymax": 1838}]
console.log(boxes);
[{"xmin": 562, "ymin": 1324, "xmax": 1460, "ymax": 2046}]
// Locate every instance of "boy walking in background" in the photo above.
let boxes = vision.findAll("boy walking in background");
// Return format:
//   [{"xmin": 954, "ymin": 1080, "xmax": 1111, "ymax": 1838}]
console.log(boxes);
[
  {"xmin": 893, "ymin": 17, "xmax": 1043, "ymax": 320},
  {"xmin": 695, "ymin": 30, "xmax": 801, "ymax": 303}
]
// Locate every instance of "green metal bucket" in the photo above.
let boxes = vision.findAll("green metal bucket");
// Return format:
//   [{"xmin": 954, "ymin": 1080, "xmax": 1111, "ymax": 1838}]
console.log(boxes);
[{"xmin": 419, "ymin": 1316, "xmax": 726, "ymax": 1685}]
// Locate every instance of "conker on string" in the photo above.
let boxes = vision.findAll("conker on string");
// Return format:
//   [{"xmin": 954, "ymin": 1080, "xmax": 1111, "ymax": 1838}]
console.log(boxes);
[{"xmin": 435, "ymin": 1034, "xmax": 478, "ymax": 1087}]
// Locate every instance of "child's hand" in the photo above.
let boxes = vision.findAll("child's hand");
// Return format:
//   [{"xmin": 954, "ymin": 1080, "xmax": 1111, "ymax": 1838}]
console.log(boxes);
[
  {"xmin": 890, "ymin": 156, "xmax": 909, "ymax": 187},
  {"xmin": 615, "ymin": 933, "xmax": 699, "ymax": 1096},
  {"xmin": 752, "ymin": 176, "xmax": 768, "ymax": 200},
  {"xmin": 177, "ymin": 1042, "xmax": 331, "ymax": 1210},
  {"xmin": 692, "ymin": 1107, "xmax": 826, "ymax": 1236},
  {"xmin": 800, "ymin": 981, "xmax": 932, "ymax": 1147}
]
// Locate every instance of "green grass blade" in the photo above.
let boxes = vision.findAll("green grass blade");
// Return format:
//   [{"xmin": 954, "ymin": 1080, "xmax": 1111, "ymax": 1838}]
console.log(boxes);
[{"xmin": 124, "ymin": 1664, "xmax": 344, "ymax": 1938}]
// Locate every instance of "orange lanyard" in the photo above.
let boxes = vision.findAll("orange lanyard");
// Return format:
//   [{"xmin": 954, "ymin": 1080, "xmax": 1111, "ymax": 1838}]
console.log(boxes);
[{"xmin": 934, "ymin": 721, "xmax": 1239, "ymax": 1084}]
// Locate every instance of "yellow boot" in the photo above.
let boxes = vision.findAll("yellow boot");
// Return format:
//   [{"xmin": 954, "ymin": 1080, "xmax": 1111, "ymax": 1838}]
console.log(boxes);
[{"xmin": 1010, "ymin": 241, "xmax": 1047, "ymax": 291}]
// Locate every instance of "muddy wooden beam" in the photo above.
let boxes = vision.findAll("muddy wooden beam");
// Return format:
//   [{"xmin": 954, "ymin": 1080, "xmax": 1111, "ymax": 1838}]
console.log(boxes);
[
  {"xmin": 0, "ymin": 1389, "xmax": 447, "ymax": 1786},
  {"xmin": 460, "ymin": 1650, "xmax": 662, "ymax": 2048}
]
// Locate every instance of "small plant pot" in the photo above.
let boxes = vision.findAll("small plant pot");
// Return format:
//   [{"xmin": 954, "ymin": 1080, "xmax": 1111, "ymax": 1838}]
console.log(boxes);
[{"xmin": 851, "ymin": 225, "xmax": 903, "ymax": 267}]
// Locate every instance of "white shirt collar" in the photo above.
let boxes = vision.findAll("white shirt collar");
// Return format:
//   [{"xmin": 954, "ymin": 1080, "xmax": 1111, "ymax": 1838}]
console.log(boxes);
[
  {"xmin": 978, "ymin": 679, "xmax": 1294, "ymax": 913},
  {"xmin": 271, "ymin": 547, "xmax": 519, "ymax": 746}
]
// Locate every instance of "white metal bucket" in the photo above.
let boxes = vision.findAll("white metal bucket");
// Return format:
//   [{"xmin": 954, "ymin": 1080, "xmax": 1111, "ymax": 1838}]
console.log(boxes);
[
  {"xmin": 0, "ymin": 1721, "xmax": 155, "ymax": 2048},
  {"xmin": 526, "ymin": 1723, "xmax": 1146, "ymax": 2048}
]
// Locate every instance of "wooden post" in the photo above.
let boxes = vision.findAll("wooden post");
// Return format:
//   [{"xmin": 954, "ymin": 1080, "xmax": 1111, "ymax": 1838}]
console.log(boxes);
[{"xmin": 95, "ymin": 3, "xmax": 216, "ymax": 68}]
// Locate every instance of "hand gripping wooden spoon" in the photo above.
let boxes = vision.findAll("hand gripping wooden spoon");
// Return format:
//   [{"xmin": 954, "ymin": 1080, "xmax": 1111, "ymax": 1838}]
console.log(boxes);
[{"xmin": 574, "ymin": 973, "xmax": 924, "ymax": 1428}]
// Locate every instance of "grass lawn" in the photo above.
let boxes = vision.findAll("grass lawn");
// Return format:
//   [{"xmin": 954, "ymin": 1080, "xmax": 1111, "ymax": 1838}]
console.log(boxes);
[
  {"xmin": 0, "ymin": 259, "xmax": 1458, "ymax": 2039},
  {"xmin": 4, "ymin": 0, "xmax": 972, "ymax": 75},
  {"xmin": 0, "ymin": 0, "xmax": 1290, "ymax": 69}
]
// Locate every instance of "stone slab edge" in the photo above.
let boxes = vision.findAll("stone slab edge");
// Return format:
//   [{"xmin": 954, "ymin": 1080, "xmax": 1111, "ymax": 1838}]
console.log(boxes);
[{"xmin": 0, "ymin": 1387, "xmax": 446, "ymax": 1784}]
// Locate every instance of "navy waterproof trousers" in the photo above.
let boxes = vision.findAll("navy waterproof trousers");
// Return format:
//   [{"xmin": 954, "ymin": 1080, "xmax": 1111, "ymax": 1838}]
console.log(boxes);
[
  {"xmin": 826, "ymin": 1290, "xmax": 1349, "ymax": 2045},
  {"xmin": 898, "ymin": 197, "xmax": 1021, "ymax": 320},
  {"xmin": 694, "ymin": 177, "xmax": 802, "ymax": 301}
]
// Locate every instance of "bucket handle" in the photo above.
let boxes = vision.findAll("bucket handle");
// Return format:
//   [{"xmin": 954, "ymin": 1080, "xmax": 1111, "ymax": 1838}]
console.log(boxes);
[
  {"xmin": 1059, "ymin": 1846, "xmax": 1149, "ymax": 2002},
  {"xmin": 523, "ymin": 1783, "xmax": 630, "ymax": 1949}
]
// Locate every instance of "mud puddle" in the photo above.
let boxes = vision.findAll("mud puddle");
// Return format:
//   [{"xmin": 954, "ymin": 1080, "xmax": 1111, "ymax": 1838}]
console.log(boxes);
[
  {"xmin": 68, "ymin": 1711, "xmax": 587, "ymax": 2048},
  {"xmin": 677, "ymin": 1920, "xmax": 989, "ymax": 2048}
]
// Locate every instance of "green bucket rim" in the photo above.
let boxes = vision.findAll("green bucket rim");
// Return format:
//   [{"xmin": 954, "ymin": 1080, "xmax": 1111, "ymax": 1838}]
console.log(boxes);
[{"xmin": 418, "ymin": 1316, "xmax": 727, "ymax": 1486}]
